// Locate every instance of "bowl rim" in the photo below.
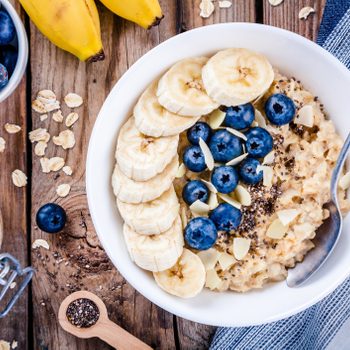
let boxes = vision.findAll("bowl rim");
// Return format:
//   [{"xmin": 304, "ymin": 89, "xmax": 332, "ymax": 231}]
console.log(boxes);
[
  {"xmin": 0, "ymin": 0, "xmax": 28, "ymax": 103},
  {"xmin": 86, "ymin": 22, "xmax": 350, "ymax": 327}
]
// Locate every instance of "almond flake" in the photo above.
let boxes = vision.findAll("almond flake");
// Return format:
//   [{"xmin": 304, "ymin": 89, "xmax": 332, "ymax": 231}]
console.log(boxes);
[
  {"xmin": 64, "ymin": 93, "xmax": 83, "ymax": 108},
  {"xmin": 295, "ymin": 105, "xmax": 314, "ymax": 127},
  {"xmin": 263, "ymin": 151, "xmax": 275, "ymax": 165},
  {"xmin": 218, "ymin": 252, "xmax": 236, "ymax": 270},
  {"xmin": 197, "ymin": 248, "xmax": 220, "ymax": 270},
  {"xmin": 199, "ymin": 138, "xmax": 214, "ymax": 170},
  {"xmin": 277, "ymin": 209, "xmax": 300, "ymax": 226},
  {"xmin": 180, "ymin": 206, "xmax": 188, "ymax": 229},
  {"xmin": 205, "ymin": 269, "xmax": 222, "ymax": 290},
  {"xmin": 268, "ymin": 0, "xmax": 284, "ymax": 6},
  {"xmin": 52, "ymin": 110, "xmax": 64, "ymax": 123},
  {"xmin": 218, "ymin": 193, "xmax": 242, "ymax": 209},
  {"xmin": 235, "ymin": 185, "xmax": 252, "ymax": 206},
  {"xmin": 4, "ymin": 123, "xmax": 21, "ymax": 134},
  {"xmin": 65, "ymin": 112, "xmax": 79, "ymax": 127},
  {"xmin": 208, "ymin": 109, "xmax": 226, "ymax": 129},
  {"xmin": 49, "ymin": 157, "xmax": 65, "ymax": 172},
  {"xmin": 34, "ymin": 141, "xmax": 47, "ymax": 156},
  {"xmin": 226, "ymin": 153, "xmax": 248, "ymax": 166},
  {"xmin": 189, "ymin": 199, "xmax": 210, "ymax": 215},
  {"xmin": 53, "ymin": 130, "xmax": 75, "ymax": 149},
  {"xmin": 201, "ymin": 179, "xmax": 218, "ymax": 193},
  {"xmin": 40, "ymin": 114, "xmax": 48, "ymax": 121},
  {"xmin": 339, "ymin": 171, "xmax": 350, "ymax": 190},
  {"xmin": 208, "ymin": 192, "xmax": 219, "ymax": 210},
  {"xmin": 226, "ymin": 127, "xmax": 247, "ymax": 141},
  {"xmin": 175, "ymin": 163, "xmax": 186, "ymax": 178},
  {"xmin": 32, "ymin": 238, "xmax": 49, "ymax": 250},
  {"xmin": 40, "ymin": 157, "xmax": 51, "ymax": 173},
  {"xmin": 0, "ymin": 137, "xmax": 5, "ymax": 152},
  {"xmin": 257, "ymin": 165, "xmax": 274, "ymax": 188},
  {"xmin": 56, "ymin": 184, "xmax": 71, "ymax": 197},
  {"xmin": 200, "ymin": 0, "xmax": 215, "ymax": 18},
  {"xmin": 63, "ymin": 166, "xmax": 73, "ymax": 176},
  {"xmin": 266, "ymin": 218, "xmax": 288, "ymax": 239},
  {"xmin": 11, "ymin": 169, "xmax": 27, "ymax": 187},
  {"xmin": 219, "ymin": 0, "xmax": 232, "ymax": 8},
  {"xmin": 254, "ymin": 109, "xmax": 267, "ymax": 128},
  {"xmin": 32, "ymin": 99, "xmax": 47, "ymax": 113},
  {"xmin": 29, "ymin": 128, "xmax": 50, "ymax": 143},
  {"xmin": 233, "ymin": 238, "xmax": 251, "ymax": 260},
  {"xmin": 299, "ymin": 6, "xmax": 315, "ymax": 19}
]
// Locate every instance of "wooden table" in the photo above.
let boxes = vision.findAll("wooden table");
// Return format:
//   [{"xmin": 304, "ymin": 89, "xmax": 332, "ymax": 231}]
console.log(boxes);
[{"xmin": 0, "ymin": 0, "xmax": 326, "ymax": 348}]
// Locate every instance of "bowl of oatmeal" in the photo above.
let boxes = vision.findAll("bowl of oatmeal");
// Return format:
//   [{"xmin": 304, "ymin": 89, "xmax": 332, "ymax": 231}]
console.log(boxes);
[{"xmin": 86, "ymin": 23, "xmax": 350, "ymax": 326}]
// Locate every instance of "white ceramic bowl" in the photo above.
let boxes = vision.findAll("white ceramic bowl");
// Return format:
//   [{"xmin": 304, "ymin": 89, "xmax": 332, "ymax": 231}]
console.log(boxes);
[
  {"xmin": 86, "ymin": 23, "xmax": 350, "ymax": 327},
  {"xmin": 0, "ymin": 0, "xmax": 28, "ymax": 103}
]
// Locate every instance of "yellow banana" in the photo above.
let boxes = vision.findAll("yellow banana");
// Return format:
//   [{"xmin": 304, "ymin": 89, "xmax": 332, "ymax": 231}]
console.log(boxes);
[
  {"xmin": 19, "ymin": 0, "xmax": 104, "ymax": 61},
  {"xmin": 99, "ymin": 0, "xmax": 163, "ymax": 29}
]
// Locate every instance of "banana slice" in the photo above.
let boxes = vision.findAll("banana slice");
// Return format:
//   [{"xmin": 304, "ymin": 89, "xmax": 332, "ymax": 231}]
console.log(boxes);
[
  {"xmin": 202, "ymin": 48, "xmax": 274, "ymax": 106},
  {"xmin": 157, "ymin": 57, "xmax": 219, "ymax": 117},
  {"xmin": 153, "ymin": 248, "xmax": 206, "ymax": 298},
  {"xmin": 112, "ymin": 155, "xmax": 179, "ymax": 204},
  {"xmin": 123, "ymin": 216, "xmax": 184, "ymax": 272},
  {"xmin": 134, "ymin": 81, "xmax": 200, "ymax": 137},
  {"xmin": 116, "ymin": 117, "xmax": 179, "ymax": 181},
  {"xmin": 117, "ymin": 185, "xmax": 180, "ymax": 235}
]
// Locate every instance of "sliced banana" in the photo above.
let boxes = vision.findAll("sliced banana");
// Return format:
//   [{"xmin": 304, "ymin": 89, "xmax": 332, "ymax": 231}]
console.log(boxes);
[
  {"xmin": 134, "ymin": 81, "xmax": 200, "ymax": 137},
  {"xmin": 112, "ymin": 155, "xmax": 179, "ymax": 204},
  {"xmin": 157, "ymin": 57, "xmax": 219, "ymax": 117},
  {"xmin": 117, "ymin": 186, "xmax": 180, "ymax": 235},
  {"xmin": 202, "ymin": 48, "xmax": 274, "ymax": 106},
  {"xmin": 123, "ymin": 216, "xmax": 184, "ymax": 272},
  {"xmin": 116, "ymin": 117, "xmax": 179, "ymax": 181},
  {"xmin": 153, "ymin": 248, "xmax": 206, "ymax": 298}
]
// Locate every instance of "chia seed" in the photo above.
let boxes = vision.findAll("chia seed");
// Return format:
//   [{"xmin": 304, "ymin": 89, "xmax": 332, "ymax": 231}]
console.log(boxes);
[{"xmin": 66, "ymin": 298, "xmax": 100, "ymax": 328}]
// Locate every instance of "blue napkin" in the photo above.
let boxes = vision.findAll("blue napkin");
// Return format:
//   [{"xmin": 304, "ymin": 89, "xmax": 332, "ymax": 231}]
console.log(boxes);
[{"xmin": 210, "ymin": 2, "xmax": 350, "ymax": 349}]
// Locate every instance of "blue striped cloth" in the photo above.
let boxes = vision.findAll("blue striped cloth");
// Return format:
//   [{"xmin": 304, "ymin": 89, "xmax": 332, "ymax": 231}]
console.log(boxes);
[{"xmin": 210, "ymin": 2, "xmax": 350, "ymax": 349}]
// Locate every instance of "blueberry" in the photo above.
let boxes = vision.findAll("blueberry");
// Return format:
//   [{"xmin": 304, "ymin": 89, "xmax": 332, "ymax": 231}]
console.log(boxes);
[
  {"xmin": 265, "ymin": 93, "xmax": 296, "ymax": 126},
  {"xmin": 209, "ymin": 203, "xmax": 242, "ymax": 232},
  {"xmin": 0, "ymin": 45, "xmax": 17, "ymax": 76},
  {"xmin": 224, "ymin": 103, "xmax": 255, "ymax": 130},
  {"xmin": 187, "ymin": 122, "xmax": 211, "ymax": 145},
  {"xmin": 245, "ymin": 127, "xmax": 273, "ymax": 158},
  {"xmin": 239, "ymin": 157, "xmax": 263, "ymax": 185},
  {"xmin": 0, "ymin": 10, "xmax": 15, "ymax": 45},
  {"xmin": 0, "ymin": 63, "xmax": 8, "ymax": 89},
  {"xmin": 211, "ymin": 166, "xmax": 238, "ymax": 194},
  {"xmin": 184, "ymin": 217, "xmax": 217, "ymax": 250},
  {"xmin": 36, "ymin": 203, "xmax": 67, "ymax": 233},
  {"xmin": 182, "ymin": 180, "xmax": 209, "ymax": 205},
  {"xmin": 183, "ymin": 145, "xmax": 207, "ymax": 172},
  {"xmin": 209, "ymin": 130, "xmax": 243, "ymax": 163}
]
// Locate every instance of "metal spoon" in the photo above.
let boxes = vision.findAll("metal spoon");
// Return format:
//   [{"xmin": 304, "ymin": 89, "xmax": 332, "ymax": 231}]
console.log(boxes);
[{"xmin": 287, "ymin": 132, "xmax": 350, "ymax": 287}]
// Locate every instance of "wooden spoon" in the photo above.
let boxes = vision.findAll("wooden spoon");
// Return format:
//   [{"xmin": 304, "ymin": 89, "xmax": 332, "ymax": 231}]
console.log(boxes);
[{"xmin": 58, "ymin": 291, "xmax": 152, "ymax": 350}]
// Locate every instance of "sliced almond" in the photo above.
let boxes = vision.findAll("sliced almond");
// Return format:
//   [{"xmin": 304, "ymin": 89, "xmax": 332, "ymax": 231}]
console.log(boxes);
[
  {"xmin": 32, "ymin": 238, "xmax": 49, "ymax": 250},
  {"xmin": 254, "ymin": 109, "xmax": 267, "ymax": 128},
  {"xmin": 65, "ymin": 112, "xmax": 79, "ymax": 127},
  {"xmin": 175, "ymin": 163, "xmax": 186, "ymax": 178},
  {"xmin": 266, "ymin": 218, "xmax": 288, "ymax": 239},
  {"xmin": 29, "ymin": 128, "xmax": 50, "ymax": 143},
  {"xmin": 276, "ymin": 209, "xmax": 300, "ymax": 226},
  {"xmin": 200, "ymin": 0, "xmax": 215, "ymax": 18},
  {"xmin": 218, "ymin": 252, "xmax": 236, "ymax": 270},
  {"xmin": 218, "ymin": 0, "xmax": 232, "ymax": 8},
  {"xmin": 4, "ymin": 123, "xmax": 21, "ymax": 134},
  {"xmin": 63, "ymin": 165, "xmax": 73, "ymax": 176},
  {"xmin": 218, "ymin": 193, "xmax": 242, "ymax": 209},
  {"xmin": 225, "ymin": 127, "xmax": 247, "ymax": 141},
  {"xmin": 52, "ymin": 110, "xmax": 64, "ymax": 123},
  {"xmin": 268, "ymin": 0, "xmax": 284, "ymax": 6},
  {"xmin": 189, "ymin": 200, "xmax": 210, "ymax": 215},
  {"xmin": 11, "ymin": 169, "xmax": 27, "ymax": 187},
  {"xmin": 208, "ymin": 192, "xmax": 219, "ymax": 210},
  {"xmin": 180, "ymin": 206, "xmax": 188, "ymax": 229},
  {"xmin": 49, "ymin": 157, "xmax": 65, "ymax": 172},
  {"xmin": 34, "ymin": 141, "xmax": 47, "ymax": 156},
  {"xmin": 339, "ymin": 171, "xmax": 350, "ymax": 190},
  {"xmin": 257, "ymin": 165, "xmax": 274, "ymax": 188},
  {"xmin": 226, "ymin": 153, "xmax": 248, "ymax": 166},
  {"xmin": 233, "ymin": 238, "xmax": 251, "ymax": 260},
  {"xmin": 40, "ymin": 114, "xmax": 48, "ymax": 122},
  {"xmin": 56, "ymin": 184, "xmax": 71, "ymax": 197},
  {"xmin": 295, "ymin": 105, "xmax": 314, "ymax": 127},
  {"xmin": 53, "ymin": 130, "xmax": 75, "ymax": 149},
  {"xmin": 201, "ymin": 179, "xmax": 218, "ymax": 193},
  {"xmin": 64, "ymin": 93, "xmax": 83, "ymax": 108},
  {"xmin": 208, "ymin": 109, "xmax": 226, "ymax": 129},
  {"xmin": 205, "ymin": 269, "xmax": 222, "ymax": 290},
  {"xmin": 299, "ymin": 6, "xmax": 315, "ymax": 19},
  {"xmin": 235, "ymin": 185, "xmax": 252, "ymax": 206},
  {"xmin": 0, "ymin": 137, "xmax": 5, "ymax": 153},
  {"xmin": 199, "ymin": 138, "xmax": 214, "ymax": 171},
  {"xmin": 197, "ymin": 248, "xmax": 220, "ymax": 270},
  {"xmin": 263, "ymin": 151, "xmax": 275, "ymax": 165}
]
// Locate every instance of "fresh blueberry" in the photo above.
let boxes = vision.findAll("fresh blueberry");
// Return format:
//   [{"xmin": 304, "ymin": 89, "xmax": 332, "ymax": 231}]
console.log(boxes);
[
  {"xmin": 187, "ymin": 122, "xmax": 211, "ymax": 145},
  {"xmin": 0, "ymin": 45, "xmax": 17, "ymax": 76},
  {"xmin": 224, "ymin": 103, "xmax": 255, "ymax": 130},
  {"xmin": 0, "ymin": 63, "xmax": 8, "ymax": 89},
  {"xmin": 239, "ymin": 157, "xmax": 263, "ymax": 185},
  {"xmin": 36, "ymin": 203, "xmax": 67, "ymax": 233},
  {"xmin": 184, "ymin": 217, "xmax": 217, "ymax": 250},
  {"xmin": 245, "ymin": 127, "xmax": 273, "ymax": 158},
  {"xmin": 0, "ymin": 10, "xmax": 16, "ymax": 45},
  {"xmin": 209, "ymin": 129, "xmax": 243, "ymax": 163},
  {"xmin": 182, "ymin": 180, "xmax": 209, "ymax": 205},
  {"xmin": 265, "ymin": 93, "xmax": 296, "ymax": 126},
  {"xmin": 209, "ymin": 203, "xmax": 242, "ymax": 232},
  {"xmin": 183, "ymin": 145, "xmax": 206, "ymax": 172},
  {"xmin": 211, "ymin": 166, "xmax": 239, "ymax": 194}
]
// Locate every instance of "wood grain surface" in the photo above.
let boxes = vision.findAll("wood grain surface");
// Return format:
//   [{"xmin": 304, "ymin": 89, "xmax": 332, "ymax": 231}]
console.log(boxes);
[{"xmin": 0, "ymin": 0, "xmax": 325, "ymax": 349}]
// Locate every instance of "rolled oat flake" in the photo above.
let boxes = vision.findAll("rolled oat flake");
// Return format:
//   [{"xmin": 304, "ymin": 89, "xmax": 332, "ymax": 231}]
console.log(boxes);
[{"xmin": 66, "ymin": 298, "xmax": 100, "ymax": 328}]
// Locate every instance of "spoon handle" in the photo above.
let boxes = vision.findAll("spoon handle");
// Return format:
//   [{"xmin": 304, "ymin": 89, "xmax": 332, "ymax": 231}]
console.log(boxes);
[{"xmin": 95, "ymin": 318, "xmax": 152, "ymax": 350}]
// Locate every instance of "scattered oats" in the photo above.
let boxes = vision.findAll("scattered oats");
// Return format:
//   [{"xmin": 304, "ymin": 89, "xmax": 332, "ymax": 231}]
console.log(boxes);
[
  {"xmin": 277, "ymin": 209, "xmax": 300, "ymax": 226},
  {"xmin": 218, "ymin": 193, "xmax": 242, "ymax": 209},
  {"xmin": 63, "ymin": 165, "xmax": 73, "ymax": 176},
  {"xmin": 208, "ymin": 109, "xmax": 226, "ymax": 129},
  {"xmin": 268, "ymin": 0, "xmax": 284, "ymax": 6},
  {"xmin": 233, "ymin": 238, "xmax": 251, "ymax": 260},
  {"xmin": 32, "ymin": 238, "xmax": 50, "ymax": 250},
  {"xmin": 29, "ymin": 128, "xmax": 50, "ymax": 143},
  {"xmin": 40, "ymin": 157, "xmax": 50, "ymax": 173},
  {"xmin": 339, "ymin": 171, "xmax": 350, "ymax": 190},
  {"xmin": 175, "ymin": 163, "xmax": 186, "ymax": 178},
  {"xmin": 40, "ymin": 114, "xmax": 48, "ymax": 122},
  {"xmin": 0, "ymin": 341, "xmax": 10, "ymax": 350},
  {"xmin": 235, "ymin": 185, "xmax": 252, "ymax": 206},
  {"xmin": 11, "ymin": 169, "xmax": 27, "ymax": 187},
  {"xmin": 57, "ymin": 184, "xmax": 71, "ymax": 197},
  {"xmin": 197, "ymin": 248, "xmax": 220, "ymax": 271},
  {"xmin": 32, "ymin": 99, "xmax": 47, "ymax": 113},
  {"xmin": 37, "ymin": 89, "xmax": 56, "ymax": 104},
  {"xmin": 49, "ymin": 157, "xmax": 65, "ymax": 172},
  {"xmin": 4, "ymin": 123, "xmax": 21, "ymax": 134},
  {"xmin": 205, "ymin": 269, "xmax": 222, "ymax": 290},
  {"xmin": 225, "ymin": 127, "xmax": 247, "ymax": 141},
  {"xmin": 190, "ymin": 200, "xmax": 210, "ymax": 216},
  {"xmin": 299, "ymin": 6, "xmax": 315, "ymax": 19},
  {"xmin": 65, "ymin": 112, "xmax": 79, "ymax": 127},
  {"xmin": 34, "ymin": 141, "xmax": 47, "ymax": 157},
  {"xmin": 0, "ymin": 137, "xmax": 5, "ymax": 152},
  {"xmin": 200, "ymin": 0, "xmax": 215, "ymax": 18},
  {"xmin": 10, "ymin": 282, "xmax": 16, "ymax": 289},
  {"xmin": 11, "ymin": 341, "xmax": 17, "ymax": 350},
  {"xmin": 52, "ymin": 110, "xmax": 64, "ymax": 123},
  {"xmin": 226, "ymin": 153, "xmax": 248, "ymax": 166},
  {"xmin": 219, "ymin": 0, "xmax": 232, "ymax": 8},
  {"xmin": 199, "ymin": 138, "xmax": 214, "ymax": 170},
  {"xmin": 53, "ymin": 130, "xmax": 75, "ymax": 149},
  {"xmin": 295, "ymin": 105, "xmax": 314, "ymax": 127},
  {"xmin": 64, "ymin": 93, "xmax": 83, "ymax": 108},
  {"xmin": 266, "ymin": 218, "xmax": 288, "ymax": 239}
]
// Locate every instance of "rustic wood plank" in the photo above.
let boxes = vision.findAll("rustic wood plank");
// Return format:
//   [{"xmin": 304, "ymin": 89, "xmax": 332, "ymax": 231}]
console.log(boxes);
[{"xmin": 0, "ymin": 0, "xmax": 28, "ymax": 347}]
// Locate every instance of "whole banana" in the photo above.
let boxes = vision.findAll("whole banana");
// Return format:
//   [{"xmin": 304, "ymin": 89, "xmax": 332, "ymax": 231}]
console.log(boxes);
[
  {"xmin": 19, "ymin": 0, "xmax": 104, "ymax": 61},
  {"xmin": 99, "ymin": 0, "xmax": 163, "ymax": 29}
]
